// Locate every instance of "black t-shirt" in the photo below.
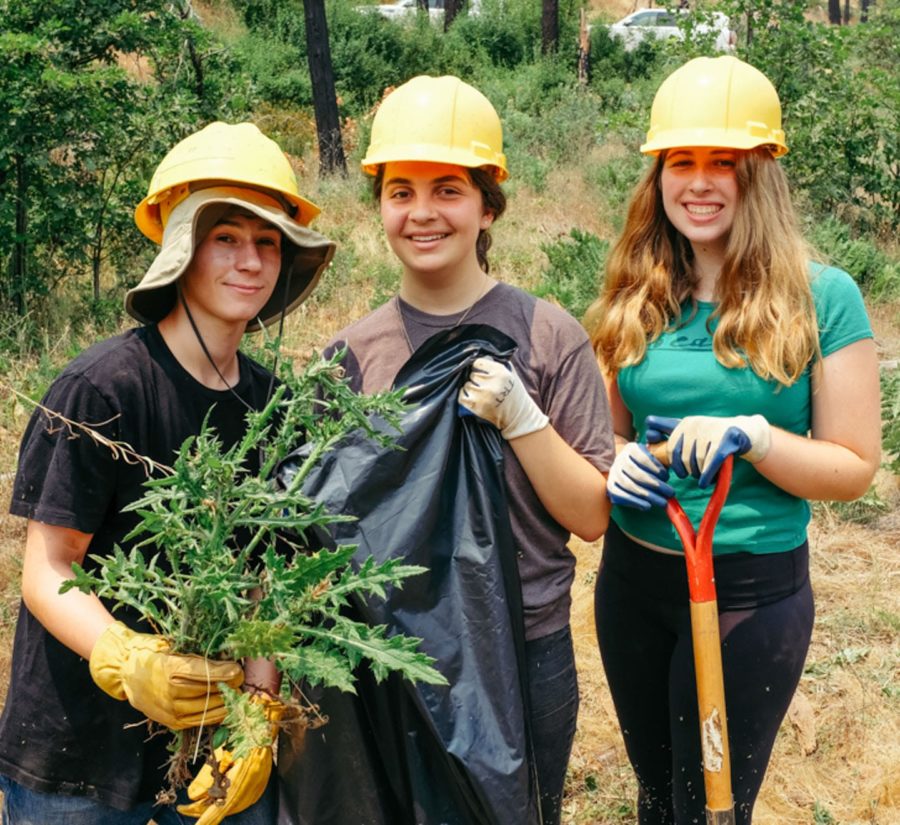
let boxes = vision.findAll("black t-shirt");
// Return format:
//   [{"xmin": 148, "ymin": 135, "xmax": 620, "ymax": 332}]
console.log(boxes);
[{"xmin": 0, "ymin": 325, "xmax": 275, "ymax": 810}]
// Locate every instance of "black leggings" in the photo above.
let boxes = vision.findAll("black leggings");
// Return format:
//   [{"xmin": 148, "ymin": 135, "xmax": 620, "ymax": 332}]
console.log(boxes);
[{"xmin": 594, "ymin": 522, "xmax": 814, "ymax": 825}]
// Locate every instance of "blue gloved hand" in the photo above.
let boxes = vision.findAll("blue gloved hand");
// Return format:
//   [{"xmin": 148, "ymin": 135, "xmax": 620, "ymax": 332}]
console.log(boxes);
[
  {"xmin": 606, "ymin": 442, "xmax": 675, "ymax": 511},
  {"xmin": 645, "ymin": 414, "xmax": 771, "ymax": 488}
]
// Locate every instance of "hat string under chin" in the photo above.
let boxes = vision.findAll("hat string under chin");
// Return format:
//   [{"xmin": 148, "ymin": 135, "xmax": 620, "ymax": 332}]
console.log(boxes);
[
  {"xmin": 175, "ymin": 257, "xmax": 294, "ymax": 418},
  {"xmin": 261, "ymin": 259, "xmax": 294, "ymax": 405},
  {"xmin": 177, "ymin": 282, "xmax": 255, "ymax": 414}
]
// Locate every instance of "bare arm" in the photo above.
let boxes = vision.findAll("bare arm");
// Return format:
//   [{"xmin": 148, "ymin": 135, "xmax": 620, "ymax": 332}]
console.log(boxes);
[
  {"xmin": 508, "ymin": 425, "xmax": 610, "ymax": 542},
  {"xmin": 604, "ymin": 371, "xmax": 635, "ymax": 449},
  {"xmin": 21, "ymin": 520, "xmax": 114, "ymax": 660},
  {"xmin": 753, "ymin": 339, "xmax": 881, "ymax": 500}
]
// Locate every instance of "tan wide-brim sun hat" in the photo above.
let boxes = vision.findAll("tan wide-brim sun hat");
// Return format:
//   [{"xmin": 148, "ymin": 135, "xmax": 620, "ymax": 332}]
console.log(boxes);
[{"xmin": 126, "ymin": 186, "xmax": 336, "ymax": 331}]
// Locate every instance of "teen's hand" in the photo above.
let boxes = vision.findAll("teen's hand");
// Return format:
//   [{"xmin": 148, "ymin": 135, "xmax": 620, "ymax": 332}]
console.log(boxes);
[
  {"xmin": 607, "ymin": 442, "xmax": 675, "ymax": 510},
  {"xmin": 645, "ymin": 414, "xmax": 771, "ymax": 488},
  {"xmin": 458, "ymin": 357, "xmax": 549, "ymax": 440},
  {"xmin": 89, "ymin": 621, "xmax": 243, "ymax": 730},
  {"xmin": 177, "ymin": 695, "xmax": 284, "ymax": 825}
]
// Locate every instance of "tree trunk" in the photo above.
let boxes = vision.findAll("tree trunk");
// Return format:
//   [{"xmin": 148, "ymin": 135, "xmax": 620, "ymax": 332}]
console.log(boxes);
[
  {"xmin": 842, "ymin": 0, "xmax": 850, "ymax": 22},
  {"xmin": 828, "ymin": 0, "xmax": 842, "ymax": 23},
  {"xmin": 186, "ymin": 36, "xmax": 205, "ymax": 105},
  {"xmin": 444, "ymin": 0, "xmax": 461, "ymax": 30},
  {"xmin": 303, "ymin": 0, "xmax": 347, "ymax": 176},
  {"xmin": 577, "ymin": 8, "xmax": 590, "ymax": 85},
  {"xmin": 860, "ymin": 0, "xmax": 870, "ymax": 21},
  {"xmin": 13, "ymin": 154, "xmax": 27, "ymax": 315},
  {"xmin": 177, "ymin": 1, "xmax": 206, "ymax": 109},
  {"xmin": 416, "ymin": 0, "xmax": 427, "ymax": 10},
  {"xmin": 541, "ymin": 0, "xmax": 559, "ymax": 54}
]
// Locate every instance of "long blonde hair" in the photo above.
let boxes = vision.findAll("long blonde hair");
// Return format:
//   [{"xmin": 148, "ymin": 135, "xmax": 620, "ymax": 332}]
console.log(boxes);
[{"xmin": 590, "ymin": 148, "xmax": 819, "ymax": 386}]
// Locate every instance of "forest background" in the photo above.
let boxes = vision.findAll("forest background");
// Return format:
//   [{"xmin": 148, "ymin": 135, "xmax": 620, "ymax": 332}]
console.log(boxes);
[{"xmin": 0, "ymin": 0, "xmax": 899, "ymax": 821}]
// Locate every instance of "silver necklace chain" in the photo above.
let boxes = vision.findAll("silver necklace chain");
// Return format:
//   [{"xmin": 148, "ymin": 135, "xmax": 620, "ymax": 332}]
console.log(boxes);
[{"xmin": 395, "ymin": 276, "xmax": 490, "ymax": 354}]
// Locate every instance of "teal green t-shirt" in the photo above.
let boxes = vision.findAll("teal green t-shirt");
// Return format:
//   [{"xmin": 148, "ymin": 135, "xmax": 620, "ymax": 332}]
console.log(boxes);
[{"xmin": 615, "ymin": 264, "xmax": 873, "ymax": 555}]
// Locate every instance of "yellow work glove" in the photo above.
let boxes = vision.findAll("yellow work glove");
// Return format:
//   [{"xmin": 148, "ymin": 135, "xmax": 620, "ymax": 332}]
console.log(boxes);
[
  {"xmin": 89, "ymin": 621, "xmax": 243, "ymax": 730},
  {"xmin": 177, "ymin": 695, "xmax": 284, "ymax": 825}
]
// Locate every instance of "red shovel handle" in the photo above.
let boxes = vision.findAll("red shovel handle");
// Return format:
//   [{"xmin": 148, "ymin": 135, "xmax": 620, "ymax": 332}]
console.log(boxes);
[{"xmin": 664, "ymin": 456, "xmax": 733, "ymax": 603}]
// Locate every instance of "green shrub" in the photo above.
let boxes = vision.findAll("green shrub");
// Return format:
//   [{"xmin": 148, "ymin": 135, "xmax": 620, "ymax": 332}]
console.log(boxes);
[
  {"xmin": 235, "ymin": 33, "xmax": 313, "ymax": 109},
  {"xmin": 479, "ymin": 62, "xmax": 608, "ymax": 186},
  {"xmin": 816, "ymin": 489, "xmax": 890, "ymax": 526},
  {"xmin": 532, "ymin": 228, "xmax": 608, "ymax": 321},
  {"xmin": 584, "ymin": 152, "xmax": 646, "ymax": 231},
  {"xmin": 807, "ymin": 217, "xmax": 900, "ymax": 299},
  {"xmin": 722, "ymin": 0, "xmax": 900, "ymax": 234},
  {"xmin": 882, "ymin": 368, "xmax": 900, "ymax": 476},
  {"xmin": 368, "ymin": 260, "xmax": 403, "ymax": 310}
]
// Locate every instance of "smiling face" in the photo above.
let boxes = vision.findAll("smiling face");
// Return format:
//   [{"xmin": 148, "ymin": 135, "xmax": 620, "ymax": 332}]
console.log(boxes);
[
  {"xmin": 379, "ymin": 161, "xmax": 494, "ymax": 286},
  {"xmin": 660, "ymin": 146, "xmax": 742, "ymax": 260},
  {"xmin": 178, "ymin": 209, "xmax": 283, "ymax": 331}
]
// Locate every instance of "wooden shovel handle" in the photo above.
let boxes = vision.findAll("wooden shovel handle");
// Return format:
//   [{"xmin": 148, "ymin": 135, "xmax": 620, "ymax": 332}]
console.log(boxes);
[
  {"xmin": 691, "ymin": 600, "xmax": 735, "ymax": 819},
  {"xmin": 647, "ymin": 440, "xmax": 669, "ymax": 465}
]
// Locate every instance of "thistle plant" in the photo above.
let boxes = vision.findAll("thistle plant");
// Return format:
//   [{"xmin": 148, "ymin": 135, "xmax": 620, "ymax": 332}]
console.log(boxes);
[{"xmin": 61, "ymin": 348, "xmax": 447, "ymax": 793}]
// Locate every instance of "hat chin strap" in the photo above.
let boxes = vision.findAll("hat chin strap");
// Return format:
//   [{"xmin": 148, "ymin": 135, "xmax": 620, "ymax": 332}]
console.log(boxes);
[
  {"xmin": 174, "ymin": 259, "xmax": 294, "ymax": 414},
  {"xmin": 259, "ymin": 259, "xmax": 294, "ymax": 405},
  {"xmin": 176, "ymin": 282, "xmax": 255, "ymax": 413}
]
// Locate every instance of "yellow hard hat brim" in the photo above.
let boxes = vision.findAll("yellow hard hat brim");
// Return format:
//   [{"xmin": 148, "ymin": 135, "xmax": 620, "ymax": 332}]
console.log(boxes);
[
  {"xmin": 361, "ymin": 146, "xmax": 509, "ymax": 182},
  {"xmin": 641, "ymin": 127, "xmax": 788, "ymax": 158},
  {"xmin": 135, "ymin": 184, "xmax": 321, "ymax": 245}
]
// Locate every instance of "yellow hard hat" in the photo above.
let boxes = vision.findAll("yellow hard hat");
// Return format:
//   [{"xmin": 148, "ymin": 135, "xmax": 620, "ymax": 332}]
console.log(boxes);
[
  {"xmin": 641, "ymin": 56, "xmax": 788, "ymax": 158},
  {"xmin": 361, "ymin": 75, "xmax": 509, "ymax": 182},
  {"xmin": 135, "ymin": 122, "xmax": 321, "ymax": 243}
]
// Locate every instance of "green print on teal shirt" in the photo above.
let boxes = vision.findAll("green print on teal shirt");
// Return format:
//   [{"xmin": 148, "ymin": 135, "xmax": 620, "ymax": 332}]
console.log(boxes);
[
  {"xmin": 666, "ymin": 333, "xmax": 713, "ymax": 351},
  {"xmin": 614, "ymin": 265, "xmax": 873, "ymax": 555}
]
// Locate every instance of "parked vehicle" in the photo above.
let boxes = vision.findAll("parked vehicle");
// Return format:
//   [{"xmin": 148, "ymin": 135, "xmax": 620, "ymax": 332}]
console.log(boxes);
[
  {"xmin": 356, "ymin": 0, "xmax": 480, "ymax": 21},
  {"xmin": 603, "ymin": 8, "xmax": 735, "ymax": 52}
]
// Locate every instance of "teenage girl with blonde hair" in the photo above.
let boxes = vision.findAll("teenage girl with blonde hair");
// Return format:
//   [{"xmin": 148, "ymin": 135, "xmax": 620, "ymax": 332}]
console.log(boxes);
[{"xmin": 590, "ymin": 56, "xmax": 880, "ymax": 823}]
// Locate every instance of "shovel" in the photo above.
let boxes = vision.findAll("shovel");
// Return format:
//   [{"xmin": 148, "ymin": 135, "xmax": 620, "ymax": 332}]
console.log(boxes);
[{"xmin": 648, "ymin": 444, "xmax": 737, "ymax": 825}]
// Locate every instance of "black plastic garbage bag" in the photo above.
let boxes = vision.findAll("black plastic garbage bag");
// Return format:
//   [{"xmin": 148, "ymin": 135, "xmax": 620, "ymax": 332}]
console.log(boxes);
[{"xmin": 276, "ymin": 325, "xmax": 541, "ymax": 825}]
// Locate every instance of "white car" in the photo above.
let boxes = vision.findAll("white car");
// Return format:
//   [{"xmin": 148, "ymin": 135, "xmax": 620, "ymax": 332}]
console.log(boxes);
[
  {"xmin": 364, "ymin": 0, "xmax": 442, "ymax": 21},
  {"xmin": 605, "ymin": 8, "xmax": 735, "ymax": 52},
  {"xmin": 357, "ymin": 0, "xmax": 480, "ymax": 21}
]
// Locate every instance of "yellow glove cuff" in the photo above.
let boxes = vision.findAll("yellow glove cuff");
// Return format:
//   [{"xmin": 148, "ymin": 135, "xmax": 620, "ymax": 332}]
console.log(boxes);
[{"xmin": 89, "ymin": 621, "xmax": 168, "ymax": 701}]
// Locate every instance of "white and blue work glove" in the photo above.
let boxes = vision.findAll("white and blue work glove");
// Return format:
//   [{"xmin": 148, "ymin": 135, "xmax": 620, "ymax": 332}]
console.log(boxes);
[
  {"xmin": 458, "ymin": 357, "xmax": 549, "ymax": 440},
  {"xmin": 606, "ymin": 442, "xmax": 675, "ymax": 511},
  {"xmin": 645, "ymin": 414, "xmax": 772, "ymax": 489}
]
